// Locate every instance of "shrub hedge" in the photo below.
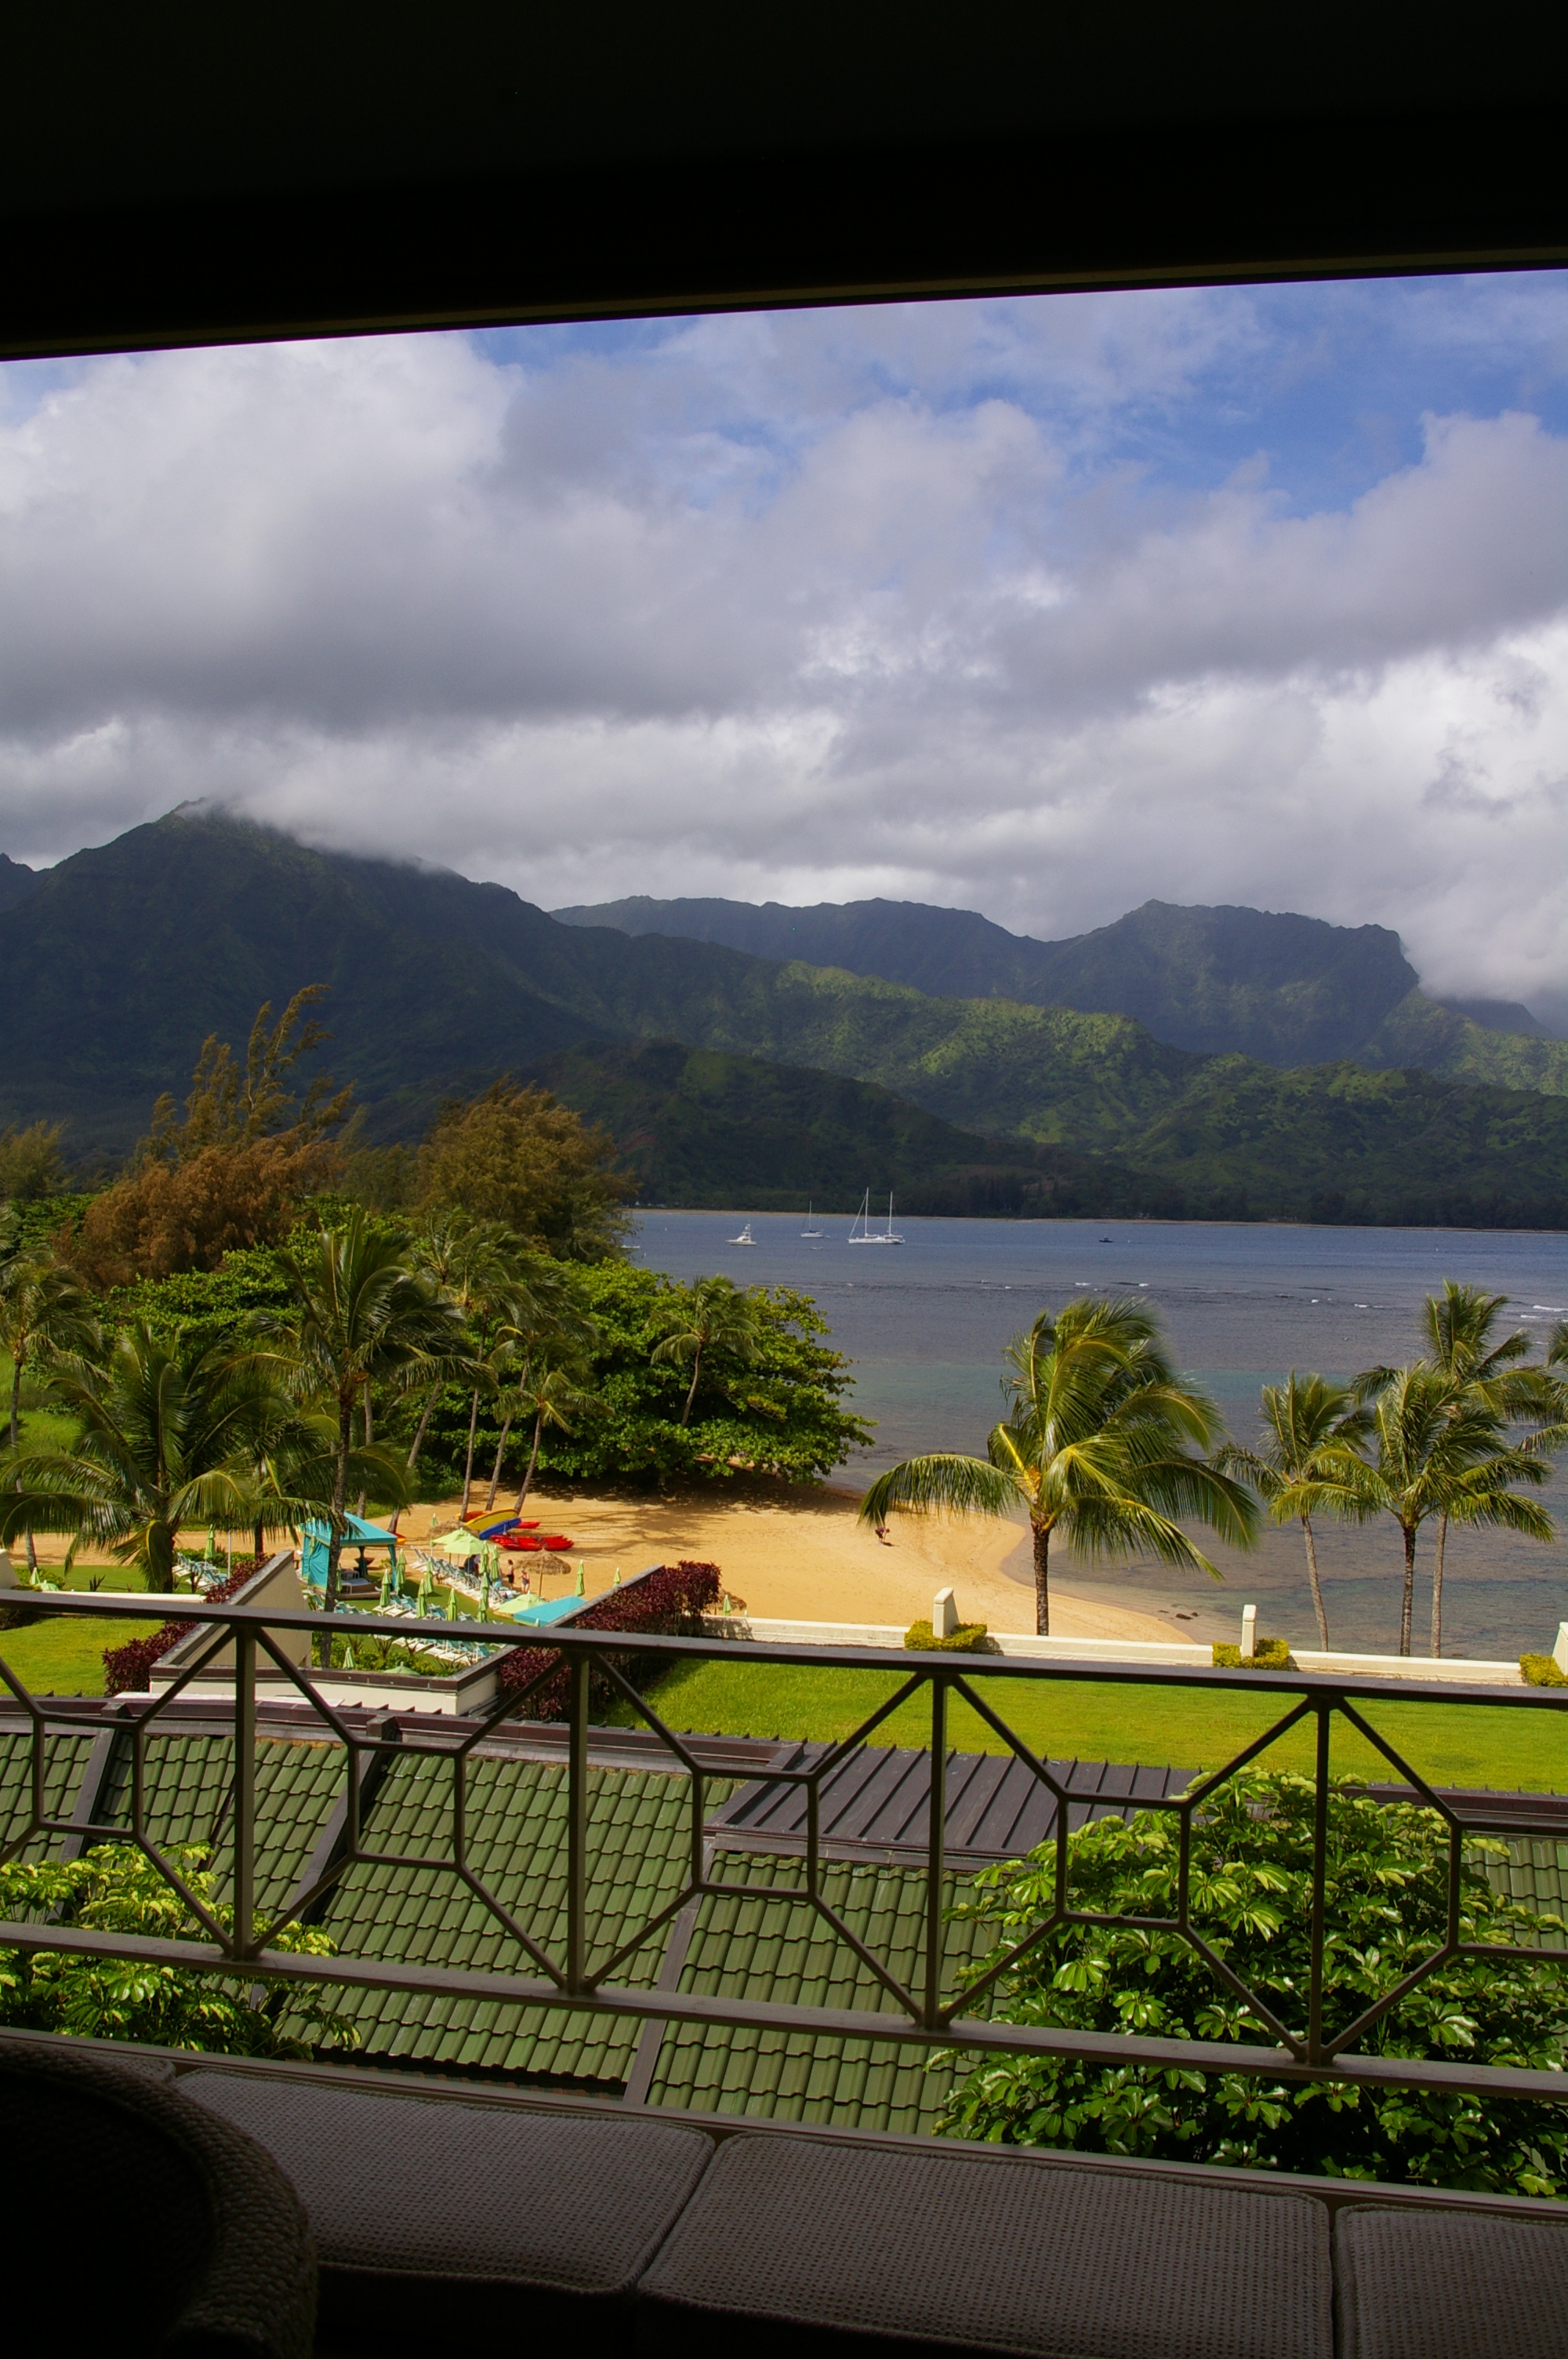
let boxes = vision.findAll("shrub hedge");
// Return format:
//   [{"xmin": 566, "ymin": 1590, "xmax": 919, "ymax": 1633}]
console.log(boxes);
[
  {"xmin": 904, "ymin": 1620, "xmax": 990, "ymax": 1653},
  {"xmin": 497, "ymin": 1559, "xmax": 722, "ymax": 1721},
  {"xmin": 100, "ymin": 1561, "xmax": 262, "ymax": 1695},
  {"xmin": 1213, "ymin": 1637, "xmax": 1292, "ymax": 1670}
]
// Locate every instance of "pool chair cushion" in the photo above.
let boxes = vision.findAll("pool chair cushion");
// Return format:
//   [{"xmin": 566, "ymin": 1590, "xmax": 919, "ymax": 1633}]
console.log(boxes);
[
  {"xmin": 635, "ymin": 2129, "xmax": 1334, "ymax": 2357},
  {"xmin": 0, "ymin": 2034, "xmax": 316, "ymax": 2357},
  {"xmin": 183, "ymin": 2070, "xmax": 714, "ymax": 2350},
  {"xmin": 1334, "ymin": 2201, "xmax": 1568, "ymax": 2359}
]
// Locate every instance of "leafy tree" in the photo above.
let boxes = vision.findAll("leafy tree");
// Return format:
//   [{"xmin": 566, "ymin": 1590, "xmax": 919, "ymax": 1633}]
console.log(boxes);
[
  {"xmin": 512, "ymin": 1261, "xmax": 870, "ymax": 1489},
  {"xmin": 0, "ymin": 1234, "xmax": 100, "ymax": 1576},
  {"xmin": 859, "ymin": 1297, "xmax": 1255, "ymax": 1636},
  {"xmin": 142, "ymin": 985, "xmax": 351, "ymax": 1162},
  {"xmin": 1283, "ymin": 1364, "xmax": 1554, "ymax": 1656},
  {"xmin": 1218, "ymin": 1374, "xmax": 1372, "ymax": 1647},
  {"xmin": 1421, "ymin": 1281, "xmax": 1564, "ymax": 1655},
  {"xmin": 0, "ymin": 1120, "xmax": 67, "ymax": 1205},
  {"xmin": 69, "ymin": 992, "xmax": 353, "ymax": 1287},
  {"xmin": 937, "ymin": 1772, "xmax": 1568, "ymax": 2197},
  {"xmin": 0, "ymin": 1843, "xmax": 357, "ymax": 2056},
  {"xmin": 414, "ymin": 1078, "xmax": 632, "ymax": 1261},
  {"xmin": 0, "ymin": 1323, "xmax": 290, "ymax": 1590},
  {"xmin": 257, "ymin": 1212, "xmax": 465, "ymax": 1611},
  {"xmin": 648, "ymin": 1275, "xmax": 767, "ymax": 1427}
]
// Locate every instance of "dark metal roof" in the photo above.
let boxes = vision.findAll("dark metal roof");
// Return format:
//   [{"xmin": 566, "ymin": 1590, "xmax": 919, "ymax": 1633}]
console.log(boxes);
[
  {"xmin": 4, "ymin": 4, "xmax": 1566, "ymax": 361},
  {"xmin": 708, "ymin": 1743, "xmax": 1195, "ymax": 1869}
]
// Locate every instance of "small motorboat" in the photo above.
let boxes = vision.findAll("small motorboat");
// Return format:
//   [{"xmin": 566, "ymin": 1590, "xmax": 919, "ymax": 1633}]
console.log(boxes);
[{"xmin": 730, "ymin": 1221, "xmax": 757, "ymax": 1246}]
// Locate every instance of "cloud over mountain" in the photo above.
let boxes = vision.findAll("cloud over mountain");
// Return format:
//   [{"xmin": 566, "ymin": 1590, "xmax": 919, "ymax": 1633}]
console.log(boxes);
[{"xmin": 0, "ymin": 277, "xmax": 1566, "ymax": 1012}]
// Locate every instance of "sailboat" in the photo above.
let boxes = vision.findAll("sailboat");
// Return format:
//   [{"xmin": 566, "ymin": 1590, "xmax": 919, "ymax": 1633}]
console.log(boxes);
[
  {"xmin": 800, "ymin": 1202, "xmax": 822, "ymax": 1238},
  {"xmin": 729, "ymin": 1220, "xmax": 758, "ymax": 1246},
  {"xmin": 847, "ymin": 1189, "xmax": 904, "ymax": 1245}
]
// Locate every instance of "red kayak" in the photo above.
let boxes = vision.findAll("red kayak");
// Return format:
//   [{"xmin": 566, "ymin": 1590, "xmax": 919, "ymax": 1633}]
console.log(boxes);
[{"xmin": 498, "ymin": 1530, "xmax": 573, "ymax": 1553}]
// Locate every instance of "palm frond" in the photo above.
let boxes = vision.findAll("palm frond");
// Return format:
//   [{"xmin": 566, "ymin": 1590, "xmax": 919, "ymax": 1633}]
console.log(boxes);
[{"xmin": 858, "ymin": 1454, "xmax": 1025, "ymax": 1526}]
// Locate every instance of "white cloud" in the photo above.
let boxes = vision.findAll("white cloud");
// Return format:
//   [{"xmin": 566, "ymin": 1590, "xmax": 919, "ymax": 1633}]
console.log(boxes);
[{"xmin": 0, "ymin": 295, "xmax": 1566, "ymax": 1009}]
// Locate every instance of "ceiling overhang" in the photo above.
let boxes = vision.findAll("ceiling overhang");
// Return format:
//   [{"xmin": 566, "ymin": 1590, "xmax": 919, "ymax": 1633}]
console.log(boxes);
[{"xmin": 5, "ymin": 5, "xmax": 1566, "ymax": 359}]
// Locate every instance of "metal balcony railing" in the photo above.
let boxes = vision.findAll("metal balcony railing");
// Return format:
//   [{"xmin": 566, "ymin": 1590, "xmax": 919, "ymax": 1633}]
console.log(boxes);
[{"xmin": 3, "ymin": 1587, "xmax": 1566, "ymax": 2104}]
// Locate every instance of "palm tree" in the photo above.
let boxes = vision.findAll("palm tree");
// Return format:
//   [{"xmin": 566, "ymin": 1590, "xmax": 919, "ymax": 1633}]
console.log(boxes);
[
  {"xmin": 506, "ymin": 1356, "xmax": 595, "ymax": 1510},
  {"xmin": 858, "ymin": 1296, "xmax": 1257, "ymax": 1636},
  {"xmin": 1217, "ymin": 1374, "xmax": 1371, "ymax": 1648},
  {"xmin": 403, "ymin": 1213, "xmax": 566, "ymax": 1500},
  {"xmin": 1421, "ymin": 1281, "xmax": 1561, "ymax": 1655},
  {"xmin": 0, "ymin": 1241, "xmax": 101, "ymax": 1576},
  {"xmin": 0, "ymin": 1324, "xmax": 289, "ymax": 1590},
  {"xmin": 258, "ymin": 1212, "xmax": 467, "ymax": 1613},
  {"xmin": 1279, "ymin": 1362, "xmax": 1554, "ymax": 1656},
  {"xmin": 648, "ymin": 1276, "xmax": 765, "ymax": 1427}
]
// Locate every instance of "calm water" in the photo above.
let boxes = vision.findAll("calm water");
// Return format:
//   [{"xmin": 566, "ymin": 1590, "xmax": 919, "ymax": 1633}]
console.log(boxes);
[{"xmin": 631, "ymin": 1212, "xmax": 1568, "ymax": 1659}]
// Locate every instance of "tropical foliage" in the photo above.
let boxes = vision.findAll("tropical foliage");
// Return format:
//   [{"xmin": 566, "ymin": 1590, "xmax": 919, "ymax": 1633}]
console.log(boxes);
[
  {"xmin": 938, "ymin": 1772, "xmax": 1568, "ymax": 2197},
  {"xmin": 0, "ymin": 1324, "xmax": 300, "ymax": 1590},
  {"xmin": 256, "ymin": 1210, "xmax": 464, "ymax": 1607},
  {"xmin": 0, "ymin": 1843, "xmax": 357, "ymax": 2057},
  {"xmin": 1277, "ymin": 1364, "xmax": 1555, "ymax": 1656},
  {"xmin": 859, "ymin": 1297, "xmax": 1256, "ymax": 1635},
  {"xmin": 1217, "ymin": 1375, "xmax": 1373, "ymax": 1647}
]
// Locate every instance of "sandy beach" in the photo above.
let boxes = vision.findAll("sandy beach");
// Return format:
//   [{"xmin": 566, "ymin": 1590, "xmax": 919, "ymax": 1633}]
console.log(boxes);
[
  {"xmin": 19, "ymin": 1485, "xmax": 1190, "ymax": 1642},
  {"xmin": 397, "ymin": 1485, "xmax": 1185, "ymax": 1643}
]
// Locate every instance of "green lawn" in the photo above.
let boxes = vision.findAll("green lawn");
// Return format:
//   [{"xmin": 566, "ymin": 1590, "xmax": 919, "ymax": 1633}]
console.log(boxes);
[
  {"xmin": 0, "ymin": 1612, "xmax": 135, "ymax": 1696},
  {"xmin": 608, "ymin": 1657, "xmax": 1568, "ymax": 1794},
  {"xmin": 0, "ymin": 1565, "xmax": 169, "ymax": 1696}
]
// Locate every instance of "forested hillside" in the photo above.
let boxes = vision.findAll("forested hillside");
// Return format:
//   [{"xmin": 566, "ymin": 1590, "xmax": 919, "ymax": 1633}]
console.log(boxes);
[
  {"xmin": 559, "ymin": 891, "xmax": 1568, "ymax": 1088},
  {"xmin": 1, "ymin": 809, "xmax": 1565, "ymax": 1226}
]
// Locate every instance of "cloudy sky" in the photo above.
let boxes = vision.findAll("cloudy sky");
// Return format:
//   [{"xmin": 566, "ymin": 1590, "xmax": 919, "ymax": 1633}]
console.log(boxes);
[{"xmin": 2, "ymin": 272, "xmax": 1566, "ymax": 1016}]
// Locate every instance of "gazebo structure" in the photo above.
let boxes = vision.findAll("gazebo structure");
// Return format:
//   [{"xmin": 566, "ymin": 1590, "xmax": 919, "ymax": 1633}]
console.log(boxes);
[{"xmin": 299, "ymin": 1514, "xmax": 401, "ymax": 1601}]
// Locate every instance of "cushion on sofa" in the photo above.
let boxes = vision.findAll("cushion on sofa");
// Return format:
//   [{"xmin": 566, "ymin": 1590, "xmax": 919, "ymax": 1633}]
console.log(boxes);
[
  {"xmin": 635, "ymin": 2129, "xmax": 1334, "ymax": 2357},
  {"xmin": 183, "ymin": 2070, "xmax": 713, "ymax": 2351},
  {"xmin": 1334, "ymin": 2201, "xmax": 1568, "ymax": 2359}
]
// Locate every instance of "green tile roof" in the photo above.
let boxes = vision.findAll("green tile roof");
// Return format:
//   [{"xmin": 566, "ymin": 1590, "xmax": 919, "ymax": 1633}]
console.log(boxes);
[
  {"xmin": 0, "ymin": 1726, "xmax": 99, "ymax": 1867},
  {"xmin": 92, "ymin": 1731, "xmax": 344, "ymax": 1920},
  {"xmin": 294, "ymin": 1754, "xmax": 736, "ymax": 2087},
  {"xmin": 1481, "ymin": 1837, "xmax": 1568, "ymax": 1946},
  {"xmin": 644, "ymin": 1849, "xmax": 996, "ymax": 2136}
]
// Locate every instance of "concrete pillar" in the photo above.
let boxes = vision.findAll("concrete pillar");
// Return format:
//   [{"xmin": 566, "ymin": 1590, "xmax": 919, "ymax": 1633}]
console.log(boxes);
[
  {"xmin": 1240, "ymin": 1603, "xmax": 1258, "ymax": 1662},
  {"xmin": 933, "ymin": 1587, "xmax": 958, "ymax": 1638}
]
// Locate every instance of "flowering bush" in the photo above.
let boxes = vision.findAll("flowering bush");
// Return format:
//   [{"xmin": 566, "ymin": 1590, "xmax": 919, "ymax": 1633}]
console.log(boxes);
[
  {"xmin": 101, "ymin": 1559, "xmax": 263, "ymax": 1695},
  {"xmin": 498, "ymin": 1559, "xmax": 721, "ymax": 1721}
]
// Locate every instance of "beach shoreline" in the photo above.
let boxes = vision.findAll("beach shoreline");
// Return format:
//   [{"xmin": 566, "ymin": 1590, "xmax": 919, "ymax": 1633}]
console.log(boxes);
[{"xmin": 397, "ymin": 1480, "xmax": 1202, "ymax": 1645}]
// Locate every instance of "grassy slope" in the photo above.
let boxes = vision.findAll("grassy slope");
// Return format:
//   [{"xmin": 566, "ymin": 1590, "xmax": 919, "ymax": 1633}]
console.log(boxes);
[{"xmin": 612, "ymin": 1658, "xmax": 1568, "ymax": 1792}]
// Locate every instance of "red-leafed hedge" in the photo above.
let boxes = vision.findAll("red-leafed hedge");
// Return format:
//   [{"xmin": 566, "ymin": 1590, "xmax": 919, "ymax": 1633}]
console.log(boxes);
[
  {"xmin": 101, "ymin": 1561, "xmax": 264, "ymax": 1695},
  {"xmin": 496, "ymin": 1559, "xmax": 721, "ymax": 1721}
]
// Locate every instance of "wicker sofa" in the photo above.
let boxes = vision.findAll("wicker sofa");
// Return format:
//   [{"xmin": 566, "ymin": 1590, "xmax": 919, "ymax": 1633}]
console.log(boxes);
[{"xmin": 5, "ymin": 2031, "xmax": 1566, "ymax": 2357}]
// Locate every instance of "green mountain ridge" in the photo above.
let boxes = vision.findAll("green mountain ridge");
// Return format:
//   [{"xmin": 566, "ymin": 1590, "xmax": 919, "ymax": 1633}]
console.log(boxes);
[
  {"xmin": 0, "ymin": 810, "xmax": 1564, "ymax": 1227},
  {"xmin": 557, "ymin": 891, "xmax": 1568, "ymax": 1090}
]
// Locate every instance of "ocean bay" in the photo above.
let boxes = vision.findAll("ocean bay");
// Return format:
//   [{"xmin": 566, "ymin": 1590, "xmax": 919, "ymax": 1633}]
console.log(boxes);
[{"xmin": 632, "ymin": 1212, "xmax": 1568, "ymax": 1660}]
